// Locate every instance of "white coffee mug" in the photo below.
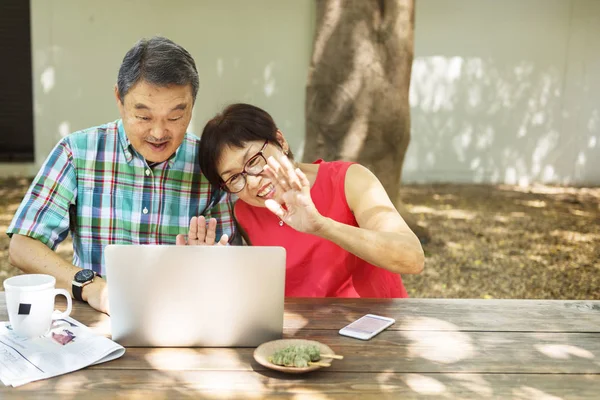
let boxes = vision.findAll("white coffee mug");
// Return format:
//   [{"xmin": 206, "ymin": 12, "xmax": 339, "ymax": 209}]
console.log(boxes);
[{"xmin": 3, "ymin": 274, "xmax": 73, "ymax": 338}]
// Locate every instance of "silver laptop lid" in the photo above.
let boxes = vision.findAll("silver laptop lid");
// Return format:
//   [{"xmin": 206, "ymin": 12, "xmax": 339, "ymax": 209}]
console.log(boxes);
[{"xmin": 105, "ymin": 245, "xmax": 286, "ymax": 347}]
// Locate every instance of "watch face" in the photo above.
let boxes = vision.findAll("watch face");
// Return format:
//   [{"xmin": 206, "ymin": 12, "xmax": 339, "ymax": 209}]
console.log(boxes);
[{"xmin": 75, "ymin": 269, "xmax": 95, "ymax": 283}]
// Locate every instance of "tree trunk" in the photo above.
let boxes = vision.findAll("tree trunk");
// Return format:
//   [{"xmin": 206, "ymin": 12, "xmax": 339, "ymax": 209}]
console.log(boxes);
[{"xmin": 303, "ymin": 0, "xmax": 429, "ymax": 242}]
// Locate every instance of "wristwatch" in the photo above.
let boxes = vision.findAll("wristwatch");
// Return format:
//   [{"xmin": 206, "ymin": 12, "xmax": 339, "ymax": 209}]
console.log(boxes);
[{"xmin": 72, "ymin": 269, "xmax": 97, "ymax": 302}]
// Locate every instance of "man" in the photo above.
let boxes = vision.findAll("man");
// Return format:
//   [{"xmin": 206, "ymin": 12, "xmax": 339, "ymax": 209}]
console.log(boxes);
[{"xmin": 7, "ymin": 37, "xmax": 234, "ymax": 315}]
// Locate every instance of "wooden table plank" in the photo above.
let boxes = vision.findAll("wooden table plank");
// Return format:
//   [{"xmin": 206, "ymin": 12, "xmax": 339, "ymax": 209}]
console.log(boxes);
[
  {"xmin": 1, "ymin": 370, "xmax": 599, "ymax": 399},
  {"xmin": 284, "ymin": 298, "xmax": 600, "ymax": 333},
  {"xmin": 3, "ymin": 298, "xmax": 598, "ymax": 336},
  {"xmin": 85, "ymin": 330, "xmax": 600, "ymax": 374}
]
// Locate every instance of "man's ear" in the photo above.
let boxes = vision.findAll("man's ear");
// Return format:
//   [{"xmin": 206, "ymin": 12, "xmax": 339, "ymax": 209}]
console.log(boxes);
[{"xmin": 114, "ymin": 84, "xmax": 123, "ymax": 106}]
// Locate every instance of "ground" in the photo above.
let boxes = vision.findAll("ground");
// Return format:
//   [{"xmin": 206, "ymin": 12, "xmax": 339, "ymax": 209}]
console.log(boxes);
[{"xmin": 1, "ymin": 177, "xmax": 598, "ymax": 300}]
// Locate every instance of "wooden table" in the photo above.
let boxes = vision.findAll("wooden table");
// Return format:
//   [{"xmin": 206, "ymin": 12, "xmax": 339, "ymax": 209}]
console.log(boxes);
[{"xmin": 1, "ymin": 297, "xmax": 599, "ymax": 399}]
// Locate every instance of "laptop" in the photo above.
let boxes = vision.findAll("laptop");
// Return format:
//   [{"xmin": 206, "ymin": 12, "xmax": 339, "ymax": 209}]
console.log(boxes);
[{"xmin": 104, "ymin": 245, "xmax": 286, "ymax": 347}]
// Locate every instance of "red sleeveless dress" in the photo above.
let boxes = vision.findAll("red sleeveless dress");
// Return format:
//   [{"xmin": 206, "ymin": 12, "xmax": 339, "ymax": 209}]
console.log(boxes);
[{"xmin": 234, "ymin": 160, "xmax": 408, "ymax": 298}]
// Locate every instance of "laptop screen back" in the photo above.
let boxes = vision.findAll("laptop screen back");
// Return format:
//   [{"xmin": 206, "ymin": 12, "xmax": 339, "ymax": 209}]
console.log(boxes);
[{"xmin": 105, "ymin": 245, "xmax": 286, "ymax": 347}]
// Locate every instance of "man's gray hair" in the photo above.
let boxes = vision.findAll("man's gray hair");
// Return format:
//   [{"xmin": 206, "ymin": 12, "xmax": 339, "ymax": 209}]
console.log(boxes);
[{"xmin": 117, "ymin": 36, "xmax": 199, "ymax": 102}]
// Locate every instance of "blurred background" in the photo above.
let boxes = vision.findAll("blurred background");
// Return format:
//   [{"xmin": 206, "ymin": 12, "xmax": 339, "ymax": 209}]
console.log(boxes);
[{"xmin": 1, "ymin": 0, "xmax": 598, "ymax": 299}]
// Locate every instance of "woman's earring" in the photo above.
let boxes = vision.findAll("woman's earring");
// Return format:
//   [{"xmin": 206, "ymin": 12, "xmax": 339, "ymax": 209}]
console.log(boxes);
[{"xmin": 284, "ymin": 150, "xmax": 289, "ymax": 156}]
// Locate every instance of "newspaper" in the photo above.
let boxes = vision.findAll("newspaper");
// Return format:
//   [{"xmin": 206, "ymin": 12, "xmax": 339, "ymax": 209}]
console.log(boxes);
[{"xmin": 0, "ymin": 315, "xmax": 125, "ymax": 387}]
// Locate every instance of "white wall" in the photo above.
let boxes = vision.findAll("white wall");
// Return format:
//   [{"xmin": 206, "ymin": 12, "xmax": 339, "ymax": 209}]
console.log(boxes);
[
  {"xmin": 23, "ymin": 0, "xmax": 313, "ymax": 176},
  {"xmin": 4, "ymin": 0, "xmax": 599, "ymax": 185},
  {"xmin": 405, "ymin": 0, "xmax": 600, "ymax": 185}
]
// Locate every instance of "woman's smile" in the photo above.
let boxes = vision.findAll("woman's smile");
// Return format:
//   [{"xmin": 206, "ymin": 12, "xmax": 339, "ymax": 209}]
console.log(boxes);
[{"xmin": 257, "ymin": 183, "xmax": 276, "ymax": 198}]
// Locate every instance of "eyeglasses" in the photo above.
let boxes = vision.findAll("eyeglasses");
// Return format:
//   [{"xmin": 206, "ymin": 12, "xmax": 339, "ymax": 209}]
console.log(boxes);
[{"xmin": 221, "ymin": 140, "xmax": 269, "ymax": 193}]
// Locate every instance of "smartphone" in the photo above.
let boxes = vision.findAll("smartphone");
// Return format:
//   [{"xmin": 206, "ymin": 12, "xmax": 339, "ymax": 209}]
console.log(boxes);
[{"xmin": 338, "ymin": 314, "xmax": 395, "ymax": 340}]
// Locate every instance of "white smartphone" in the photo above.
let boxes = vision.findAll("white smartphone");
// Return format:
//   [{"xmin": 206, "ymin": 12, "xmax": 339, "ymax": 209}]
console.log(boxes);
[{"xmin": 338, "ymin": 314, "xmax": 395, "ymax": 340}]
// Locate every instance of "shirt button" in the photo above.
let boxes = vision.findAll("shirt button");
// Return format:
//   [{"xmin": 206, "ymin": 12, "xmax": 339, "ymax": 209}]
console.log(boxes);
[
  {"xmin": 145, "ymin": 169, "xmax": 151, "ymax": 176},
  {"xmin": 142, "ymin": 207, "xmax": 148, "ymax": 214}
]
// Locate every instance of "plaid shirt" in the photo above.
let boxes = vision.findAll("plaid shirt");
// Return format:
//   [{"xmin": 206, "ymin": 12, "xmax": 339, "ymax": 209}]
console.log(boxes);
[{"xmin": 7, "ymin": 120, "xmax": 235, "ymax": 276}]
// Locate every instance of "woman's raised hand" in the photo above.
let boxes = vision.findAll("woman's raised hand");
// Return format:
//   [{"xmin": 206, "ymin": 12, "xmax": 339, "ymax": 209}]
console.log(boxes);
[{"xmin": 262, "ymin": 156, "xmax": 326, "ymax": 234}]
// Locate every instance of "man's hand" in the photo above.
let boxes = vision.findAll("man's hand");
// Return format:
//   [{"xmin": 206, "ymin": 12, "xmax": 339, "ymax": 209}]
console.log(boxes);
[
  {"xmin": 9, "ymin": 234, "xmax": 112, "ymax": 314},
  {"xmin": 176, "ymin": 216, "xmax": 229, "ymax": 246},
  {"xmin": 82, "ymin": 277, "xmax": 110, "ymax": 315}
]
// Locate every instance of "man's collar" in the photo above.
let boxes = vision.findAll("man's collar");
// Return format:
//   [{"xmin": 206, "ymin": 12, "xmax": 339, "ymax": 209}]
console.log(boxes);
[
  {"xmin": 169, "ymin": 139, "xmax": 185, "ymax": 167},
  {"xmin": 117, "ymin": 119, "xmax": 134, "ymax": 163}
]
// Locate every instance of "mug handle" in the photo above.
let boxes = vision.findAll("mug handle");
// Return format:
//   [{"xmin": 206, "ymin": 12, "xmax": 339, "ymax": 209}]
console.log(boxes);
[{"xmin": 52, "ymin": 289, "xmax": 73, "ymax": 320}]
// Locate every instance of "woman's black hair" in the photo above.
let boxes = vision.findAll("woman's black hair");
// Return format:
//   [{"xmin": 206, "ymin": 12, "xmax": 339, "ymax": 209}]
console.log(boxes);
[{"xmin": 199, "ymin": 103, "xmax": 293, "ymax": 187}]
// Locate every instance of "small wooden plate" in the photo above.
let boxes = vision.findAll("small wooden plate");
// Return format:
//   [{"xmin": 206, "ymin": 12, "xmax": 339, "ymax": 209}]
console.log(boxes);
[{"xmin": 253, "ymin": 338, "xmax": 337, "ymax": 374}]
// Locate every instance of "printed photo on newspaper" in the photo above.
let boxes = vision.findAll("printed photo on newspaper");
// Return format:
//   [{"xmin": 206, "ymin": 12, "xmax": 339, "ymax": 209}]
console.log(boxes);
[{"xmin": 0, "ymin": 315, "xmax": 125, "ymax": 387}]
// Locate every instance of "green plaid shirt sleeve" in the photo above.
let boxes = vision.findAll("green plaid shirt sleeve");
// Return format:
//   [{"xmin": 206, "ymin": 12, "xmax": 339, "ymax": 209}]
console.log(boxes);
[{"xmin": 7, "ymin": 139, "xmax": 77, "ymax": 250}]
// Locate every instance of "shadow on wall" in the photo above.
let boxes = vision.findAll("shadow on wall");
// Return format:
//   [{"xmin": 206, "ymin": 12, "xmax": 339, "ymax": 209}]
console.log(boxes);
[{"xmin": 405, "ymin": 57, "xmax": 599, "ymax": 186}]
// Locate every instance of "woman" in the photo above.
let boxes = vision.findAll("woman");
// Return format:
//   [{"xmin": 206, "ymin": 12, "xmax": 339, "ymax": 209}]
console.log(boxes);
[{"xmin": 198, "ymin": 103, "xmax": 424, "ymax": 298}]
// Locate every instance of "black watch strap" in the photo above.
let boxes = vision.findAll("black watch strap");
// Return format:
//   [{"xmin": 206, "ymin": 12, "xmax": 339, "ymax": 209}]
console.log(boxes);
[{"xmin": 72, "ymin": 283, "xmax": 84, "ymax": 302}]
